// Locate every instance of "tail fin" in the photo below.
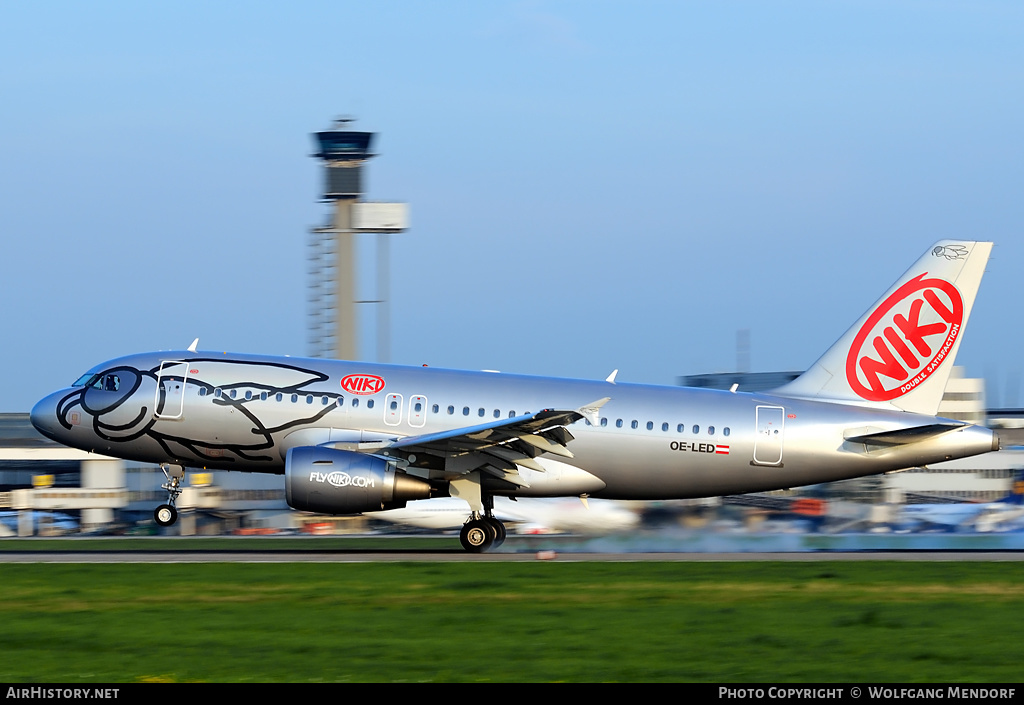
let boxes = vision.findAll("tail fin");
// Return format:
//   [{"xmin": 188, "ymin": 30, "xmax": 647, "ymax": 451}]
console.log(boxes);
[{"xmin": 773, "ymin": 240, "xmax": 992, "ymax": 415}]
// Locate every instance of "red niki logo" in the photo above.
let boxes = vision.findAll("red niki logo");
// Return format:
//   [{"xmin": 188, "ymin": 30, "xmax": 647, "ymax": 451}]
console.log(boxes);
[
  {"xmin": 340, "ymin": 374, "xmax": 386, "ymax": 396},
  {"xmin": 845, "ymin": 274, "xmax": 964, "ymax": 402}
]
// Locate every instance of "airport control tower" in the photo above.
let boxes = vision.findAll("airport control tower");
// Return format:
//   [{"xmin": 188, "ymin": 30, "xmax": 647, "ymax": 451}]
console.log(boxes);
[{"xmin": 308, "ymin": 118, "xmax": 408, "ymax": 361}]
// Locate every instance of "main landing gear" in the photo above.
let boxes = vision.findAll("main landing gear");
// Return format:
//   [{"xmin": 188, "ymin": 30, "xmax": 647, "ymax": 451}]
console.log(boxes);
[
  {"xmin": 459, "ymin": 517, "xmax": 506, "ymax": 553},
  {"xmin": 459, "ymin": 497, "xmax": 507, "ymax": 553},
  {"xmin": 451, "ymin": 474, "xmax": 506, "ymax": 553},
  {"xmin": 154, "ymin": 463, "xmax": 184, "ymax": 527}
]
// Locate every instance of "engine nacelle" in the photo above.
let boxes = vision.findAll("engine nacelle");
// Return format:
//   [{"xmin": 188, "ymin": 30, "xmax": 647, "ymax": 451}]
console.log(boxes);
[{"xmin": 285, "ymin": 446, "xmax": 432, "ymax": 514}]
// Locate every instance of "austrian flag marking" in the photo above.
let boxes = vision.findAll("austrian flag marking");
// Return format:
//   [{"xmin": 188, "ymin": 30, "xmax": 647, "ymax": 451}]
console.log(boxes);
[
  {"xmin": 340, "ymin": 373, "xmax": 386, "ymax": 396},
  {"xmin": 846, "ymin": 274, "xmax": 964, "ymax": 402}
]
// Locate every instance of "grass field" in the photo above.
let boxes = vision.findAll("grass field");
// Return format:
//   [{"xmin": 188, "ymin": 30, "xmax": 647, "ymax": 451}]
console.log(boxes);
[{"xmin": 1, "ymin": 561, "xmax": 1022, "ymax": 682}]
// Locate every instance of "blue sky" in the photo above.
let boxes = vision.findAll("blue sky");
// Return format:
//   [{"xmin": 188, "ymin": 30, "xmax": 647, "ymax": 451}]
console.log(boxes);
[{"xmin": 2, "ymin": 2, "xmax": 1023, "ymax": 411}]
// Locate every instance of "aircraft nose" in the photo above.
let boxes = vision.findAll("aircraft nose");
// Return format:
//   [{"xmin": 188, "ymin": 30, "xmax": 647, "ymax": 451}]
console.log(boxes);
[{"xmin": 30, "ymin": 392, "xmax": 64, "ymax": 442}]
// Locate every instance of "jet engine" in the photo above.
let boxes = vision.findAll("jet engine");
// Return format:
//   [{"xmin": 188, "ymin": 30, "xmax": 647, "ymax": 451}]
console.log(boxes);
[{"xmin": 285, "ymin": 446, "xmax": 432, "ymax": 514}]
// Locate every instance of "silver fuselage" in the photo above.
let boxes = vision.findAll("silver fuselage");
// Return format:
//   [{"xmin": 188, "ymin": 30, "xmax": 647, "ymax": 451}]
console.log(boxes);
[{"xmin": 30, "ymin": 351, "xmax": 998, "ymax": 500}]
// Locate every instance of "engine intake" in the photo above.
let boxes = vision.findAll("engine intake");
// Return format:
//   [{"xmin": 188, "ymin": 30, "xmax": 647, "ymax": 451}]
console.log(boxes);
[{"xmin": 285, "ymin": 446, "xmax": 432, "ymax": 514}]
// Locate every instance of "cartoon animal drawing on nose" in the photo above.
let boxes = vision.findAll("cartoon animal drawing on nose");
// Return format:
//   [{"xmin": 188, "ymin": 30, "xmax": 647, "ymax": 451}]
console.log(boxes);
[
  {"xmin": 60, "ymin": 359, "xmax": 346, "ymax": 467},
  {"xmin": 56, "ymin": 367, "xmax": 159, "ymax": 441}
]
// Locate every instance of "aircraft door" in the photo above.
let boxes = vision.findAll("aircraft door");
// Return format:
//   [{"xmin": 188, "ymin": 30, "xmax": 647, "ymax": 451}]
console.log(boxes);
[
  {"xmin": 384, "ymin": 393, "xmax": 403, "ymax": 426},
  {"xmin": 154, "ymin": 361, "xmax": 191, "ymax": 420},
  {"xmin": 753, "ymin": 405, "xmax": 785, "ymax": 466},
  {"xmin": 409, "ymin": 395, "xmax": 427, "ymax": 428}
]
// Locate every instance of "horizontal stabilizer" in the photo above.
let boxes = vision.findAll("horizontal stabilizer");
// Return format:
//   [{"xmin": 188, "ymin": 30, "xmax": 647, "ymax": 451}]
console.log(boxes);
[{"xmin": 845, "ymin": 422, "xmax": 965, "ymax": 447}]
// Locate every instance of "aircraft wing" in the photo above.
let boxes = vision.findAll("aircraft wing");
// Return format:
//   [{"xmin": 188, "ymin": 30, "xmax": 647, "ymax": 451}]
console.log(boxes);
[{"xmin": 377, "ymin": 399, "xmax": 610, "ymax": 485}]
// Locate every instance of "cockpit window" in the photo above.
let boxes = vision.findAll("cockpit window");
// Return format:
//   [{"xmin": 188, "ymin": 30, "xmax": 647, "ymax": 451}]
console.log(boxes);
[
  {"xmin": 75, "ymin": 373, "xmax": 119, "ymax": 391},
  {"xmin": 73, "ymin": 374, "xmax": 100, "ymax": 388}
]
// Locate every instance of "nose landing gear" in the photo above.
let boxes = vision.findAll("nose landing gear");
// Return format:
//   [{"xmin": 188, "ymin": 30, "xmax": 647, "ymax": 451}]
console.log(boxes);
[
  {"xmin": 154, "ymin": 464, "xmax": 184, "ymax": 527},
  {"xmin": 154, "ymin": 503, "xmax": 178, "ymax": 527}
]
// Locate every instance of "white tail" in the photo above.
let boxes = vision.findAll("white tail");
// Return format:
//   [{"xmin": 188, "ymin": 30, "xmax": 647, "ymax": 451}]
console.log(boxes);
[{"xmin": 773, "ymin": 240, "xmax": 992, "ymax": 415}]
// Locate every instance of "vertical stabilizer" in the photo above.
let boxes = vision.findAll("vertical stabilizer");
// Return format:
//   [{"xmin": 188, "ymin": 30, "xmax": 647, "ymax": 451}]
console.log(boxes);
[{"xmin": 772, "ymin": 240, "xmax": 992, "ymax": 415}]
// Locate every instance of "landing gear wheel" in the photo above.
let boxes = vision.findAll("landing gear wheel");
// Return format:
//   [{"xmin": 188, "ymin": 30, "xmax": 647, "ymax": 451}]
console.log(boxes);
[
  {"xmin": 484, "ymin": 517, "xmax": 506, "ymax": 547},
  {"xmin": 460, "ymin": 519, "xmax": 494, "ymax": 553},
  {"xmin": 154, "ymin": 504, "xmax": 178, "ymax": 527}
]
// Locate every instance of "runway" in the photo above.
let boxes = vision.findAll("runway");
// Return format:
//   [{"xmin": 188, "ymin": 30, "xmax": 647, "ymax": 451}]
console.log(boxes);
[
  {"xmin": 4, "ymin": 531, "xmax": 1024, "ymax": 562},
  {"xmin": 2, "ymin": 549, "xmax": 1024, "ymax": 563}
]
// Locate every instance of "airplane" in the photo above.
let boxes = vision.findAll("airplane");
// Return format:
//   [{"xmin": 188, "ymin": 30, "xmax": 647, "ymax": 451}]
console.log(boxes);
[
  {"xmin": 0, "ymin": 510, "xmax": 79, "ymax": 536},
  {"xmin": 898, "ymin": 501, "xmax": 1020, "ymax": 532},
  {"xmin": 898, "ymin": 471, "xmax": 1024, "ymax": 532},
  {"xmin": 369, "ymin": 496, "xmax": 641, "ymax": 535},
  {"xmin": 30, "ymin": 240, "xmax": 999, "ymax": 552}
]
